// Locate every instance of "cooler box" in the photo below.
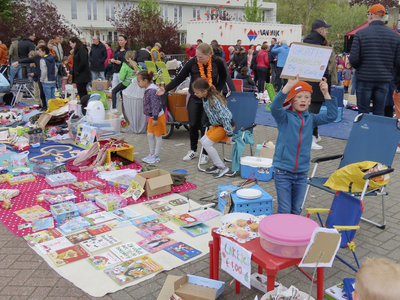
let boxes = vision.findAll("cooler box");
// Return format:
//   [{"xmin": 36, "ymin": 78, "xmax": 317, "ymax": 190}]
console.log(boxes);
[
  {"xmin": 218, "ymin": 184, "xmax": 273, "ymax": 216},
  {"xmin": 240, "ymin": 156, "xmax": 274, "ymax": 181}
]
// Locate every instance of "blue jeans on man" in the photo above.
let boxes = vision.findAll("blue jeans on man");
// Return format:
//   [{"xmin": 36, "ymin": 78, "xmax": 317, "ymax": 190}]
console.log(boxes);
[
  {"xmin": 91, "ymin": 71, "xmax": 105, "ymax": 81},
  {"xmin": 9, "ymin": 64, "xmax": 22, "ymax": 86},
  {"xmin": 356, "ymin": 80, "xmax": 389, "ymax": 115},
  {"xmin": 274, "ymin": 167, "xmax": 308, "ymax": 215},
  {"xmin": 138, "ymin": 62, "xmax": 147, "ymax": 70},
  {"xmin": 42, "ymin": 82, "xmax": 56, "ymax": 106}
]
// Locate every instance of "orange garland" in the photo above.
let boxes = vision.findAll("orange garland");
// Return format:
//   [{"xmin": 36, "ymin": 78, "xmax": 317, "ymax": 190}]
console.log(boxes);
[{"xmin": 198, "ymin": 56, "xmax": 213, "ymax": 87}]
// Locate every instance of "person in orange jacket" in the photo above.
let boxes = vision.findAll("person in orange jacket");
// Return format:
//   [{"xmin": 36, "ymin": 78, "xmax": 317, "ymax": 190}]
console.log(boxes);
[{"xmin": 0, "ymin": 41, "xmax": 9, "ymax": 74}]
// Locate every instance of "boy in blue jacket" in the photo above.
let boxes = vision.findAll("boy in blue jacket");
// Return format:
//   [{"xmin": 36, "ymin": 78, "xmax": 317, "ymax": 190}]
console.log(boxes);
[{"xmin": 270, "ymin": 75, "xmax": 338, "ymax": 215}]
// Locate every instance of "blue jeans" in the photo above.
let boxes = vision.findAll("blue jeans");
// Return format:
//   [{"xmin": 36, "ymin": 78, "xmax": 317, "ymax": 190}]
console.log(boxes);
[
  {"xmin": 350, "ymin": 71, "xmax": 356, "ymax": 95},
  {"xmin": 91, "ymin": 71, "xmax": 105, "ymax": 81},
  {"xmin": 9, "ymin": 64, "xmax": 22, "ymax": 86},
  {"xmin": 56, "ymin": 62, "xmax": 62, "ymax": 90},
  {"xmin": 356, "ymin": 80, "xmax": 389, "ymax": 116},
  {"xmin": 138, "ymin": 62, "xmax": 147, "ymax": 70},
  {"xmin": 274, "ymin": 167, "xmax": 308, "ymax": 215},
  {"xmin": 0, "ymin": 85, "xmax": 10, "ymax": 93},
  {"xmin": 42, "ymin": 82, "xmax": 56, "ymax": 105}
]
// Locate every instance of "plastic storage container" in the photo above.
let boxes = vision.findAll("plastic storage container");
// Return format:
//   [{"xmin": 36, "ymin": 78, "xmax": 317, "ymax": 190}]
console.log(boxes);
[
  {"xmin": 240, "ymin": 156, "xmax": 274, "ymax": 181},
  {"xmin": 91, "ymin": 115, "xmax": 121, "ymax": 137},
  {"xmin": 218, "ymin": 184, "xmax": 273, "ymax": 216},
  {"xmin": 259, "ymin": 214, "xmax": 319, "ymax": 258}
]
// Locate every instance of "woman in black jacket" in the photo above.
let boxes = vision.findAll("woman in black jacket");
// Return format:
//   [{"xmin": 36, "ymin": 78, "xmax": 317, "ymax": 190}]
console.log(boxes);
[
  {"xmin": 69, "ymin": 37, "xmax": 91, "ymax": 99},
  {"xmin": 232, "ymin": 47, "xmax": 246, "ymax": 78}
]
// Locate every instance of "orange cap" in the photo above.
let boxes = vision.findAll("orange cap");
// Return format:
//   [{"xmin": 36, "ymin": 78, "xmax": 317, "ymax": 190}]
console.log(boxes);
[
  {"xmin": 368, "ymin": 4, "xmax": 386, "ymax": 16},
  {"xmin": 283, "ymin": 81, "xmax": 313, "ymax": 107}
]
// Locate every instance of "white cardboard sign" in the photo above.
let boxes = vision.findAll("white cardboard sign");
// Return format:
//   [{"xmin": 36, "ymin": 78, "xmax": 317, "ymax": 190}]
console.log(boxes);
[
  {"xmin": 281, "ymin": 42, "xmax": 333, "ymax": 82},
  {"xmin": 220, "ymin": 237, "xmax": 252, "ymax": 289}
]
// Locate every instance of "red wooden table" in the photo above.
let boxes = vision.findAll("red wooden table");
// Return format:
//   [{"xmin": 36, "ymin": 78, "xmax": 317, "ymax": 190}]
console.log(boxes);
[{"xmin": 209, "ymin": 228, "xmax": 324, "ymax": 300}]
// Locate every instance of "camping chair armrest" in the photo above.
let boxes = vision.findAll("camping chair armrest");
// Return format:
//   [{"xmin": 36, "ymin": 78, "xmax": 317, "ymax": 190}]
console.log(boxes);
[
  {"xmin": 241, "ymin": 123, "xmax": 257, "ymax": 132},
  {"xmin": 362, "ymin": 168, "xmax": 394, "ymax": 180},
  {"xmin": 311, "ymin": 154, "xmax": 343, "ymax": 164},
  {"xmin": 333, "ymin": 225, "xmax": 360, "ymax": 231},
  {"xmin": 305, "ymin": 208, "xmax": 330, "ymax": 215}
]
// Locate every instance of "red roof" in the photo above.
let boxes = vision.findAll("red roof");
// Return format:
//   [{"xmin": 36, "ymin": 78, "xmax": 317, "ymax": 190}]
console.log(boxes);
[{"xmin": 345, "ymin": 22, "xmax": 399, "ymax": 36}]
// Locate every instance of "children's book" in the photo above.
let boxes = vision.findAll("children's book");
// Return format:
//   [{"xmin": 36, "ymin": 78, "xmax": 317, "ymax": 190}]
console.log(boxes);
[
  {"xmin": 169, "ymin": 198, "xmax": 188, "ymax": 206},
  {"xmin": 32, "ymin": 217, "xmax": 55, "ymax": 232},
  {"xmin": 193, "ymin": 210, "xmax": 220, "ymax": 222},
  {"xmin": 87, "ymin": 224, "xmax": 112, "ymax": 235},
  {"xmin": 152, "ymin": 205, "xmax": 171, "ymax": 215},
  {"xmin": 136, "ymin": 224, "xmax": 175, "ymax": 239},
  {"xmin": 87, "ymin": 251, "xmax": 121, "ymax": 270},
  {"xmin": 180, "ymin": 223, "xmax": 210, "ymax": 237},
  {"xmin": 120, "ymin": 181, "xmax": 144, "ymax": 201},
  {"xmin": 142, "ymin": 199, "xmax": 168, "ymax": 209},
  {"xmin": 14, "ymin": 205, "xmax": 51, "ymax": 222},
  {"xmin": 24, "ymin": 229, "xmax": 63, "ymax": 247},
  {"xmin": 103, "ymin": 255, "xmax": 163, "ymax": 285},
  {"xmin": 157, "ymin": 209, "xmax": 180, "ymax": 221},
  {"xmin": 66, "ymin": 231, "xmax": 94, "ymax": 244},
  {"xmin": 109, "ymin": 207, "xmax": 140, "ymax": 221},
  {"xmin": 343, "ymin": 278, "xmax": 355, "ymax": 300},
  {"xmin": 137, "ymin": 233, "xmax": 177, "ymax": 254},
  {"xmin": 164, "ymin": 242, "xmax": 202, "ymax": 261},
  {"xmin": 48, "ymin": 245, "xmax": 90, "ymax": 267},
  {"xmin": 35, "ymin": 236, "xmax": 73, "ymax": 255},
  {"xmin": 106, "ymin": 220, "xmax": 132, "ymax": 230},
  {"xmin": 83, "ymin": 211, "xmax": 115, "ymax": 225},
  {"xmin": 81, "ymin": 234, "xmax": 121, "ymax": 253},
  {"xmin": 131, "ymin": 214, "xmax": 167, "ymax": 230},
  {"xmin": 110, "ymin": 242, "xmax": 148, "ymax": 262},
  {"xmin": 57, "ymin": 217, "xmax": 92, "ymax": 235},
  {"xmin": 170, "ymin": 214, "xmax": 198, "ymax": 227}
]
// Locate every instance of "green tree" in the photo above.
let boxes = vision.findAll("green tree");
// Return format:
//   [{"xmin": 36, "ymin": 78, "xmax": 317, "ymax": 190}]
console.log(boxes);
[
  {"xmin": 242, "ymin": 0, "xmax": 263, "ymax": 22},
  {"xmin": 138, "ymin": 0, "xmax": 161, "ymax": 17}
]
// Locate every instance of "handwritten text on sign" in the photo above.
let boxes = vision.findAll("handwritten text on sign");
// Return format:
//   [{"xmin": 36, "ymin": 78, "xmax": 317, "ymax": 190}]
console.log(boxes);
[
  {"xmin": 281, "ymin": 42, "xmax": 333, "ymax": 82},
  {"xmin": 220, "ymin": 237, "xmax": 252, "ymax": 289}
]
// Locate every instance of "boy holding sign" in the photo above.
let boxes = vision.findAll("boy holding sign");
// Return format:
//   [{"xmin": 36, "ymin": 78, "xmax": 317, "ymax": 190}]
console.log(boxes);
[{"xmin": 270, "ymin": 75, "xmax": 337, "ymax": 215}]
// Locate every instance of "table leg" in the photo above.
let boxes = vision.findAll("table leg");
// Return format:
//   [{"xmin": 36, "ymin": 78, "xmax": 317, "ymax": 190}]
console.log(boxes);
[
  {"xmin": 236, "ymin": 280, "xmax": 240, "ymax": 294},
  {"xmin": 209, "ymin": 241, "xmax": 214, "ymax": 279},
  {"xmin": 317, "ymin": 267, "xmax": 324, "ymax": 300},
  {"xmin": 212, "ymin": 229, "xmax": 220, "ymax": 280},
  {"xmin": 267, "ymin": 274, "xmax": 276, "ymax": 292},
  {"xmin": 258, "ymin": 265, "xmax": 263, "ymax": 274}
]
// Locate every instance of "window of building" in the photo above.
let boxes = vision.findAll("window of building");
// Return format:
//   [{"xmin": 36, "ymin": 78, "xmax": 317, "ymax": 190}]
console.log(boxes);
[
  {"xmin": 87, "ymin": 0, "xmax": 91, "ymax": 20},
  {"xmin": 114, "ymin": 31, "xmax": 118, "ymax": 43},
  {"xmin": 235, "ymin": 9, "xmax": 243, "ymax": 21},
  {"xmin": 105, "ymin": 0, "xmax": 109, "ymax": 21},
  {"xmin": 111, "ymin": 1, "xmax": 115, "ymax": 19},
  {"xmin": 179, "ymin": 5, "xmax": 182, "ymax": 23},
  {"xmin": 108, "ymin": 31, "xmax": 113, "ymax": 42},
  {"xmin": 174, "ymin": 5, "xmax": 182, "ymax": 23},
  {"xmin": 71, "ymin": 0, "xmax": 77, "ymax": 19},
  {"xmin": 93, "ymin": 0, "xmax": 97, "ymax": 20},
  {"xmin": 161, "ymin": 4, "xmax": 168, "ymax": 20},
  {"xmin": 193, "ymin": 6, "xmax": 200, "ymax": 19},
  {"xmin": 205, "ymin": 7, "xmax": 211, "ymax": 20}
]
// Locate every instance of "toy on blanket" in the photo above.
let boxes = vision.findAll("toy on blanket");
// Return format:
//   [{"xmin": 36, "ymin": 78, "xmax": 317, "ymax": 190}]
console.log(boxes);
[
  {"xmin": 93, "ymin": 161, "xmax": 123, "ymax": 174},
  {"xmin": 2, "ymin": 198, "xmax": 12, "ymax": 209},
  {"xmin": 0, "ymin": 190, "xmax": 18, "ymax": 210}
]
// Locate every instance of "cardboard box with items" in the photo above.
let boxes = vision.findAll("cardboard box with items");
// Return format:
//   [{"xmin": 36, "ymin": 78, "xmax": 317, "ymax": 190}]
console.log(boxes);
[{"xmin": 135, "ymin": 169, "xmax": 173, "ymax": 198}]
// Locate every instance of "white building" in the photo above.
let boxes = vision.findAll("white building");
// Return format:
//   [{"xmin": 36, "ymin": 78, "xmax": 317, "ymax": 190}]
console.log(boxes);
[{"xmin": 50, "ymin": 0, "xmax": 277, "ymax": 44}]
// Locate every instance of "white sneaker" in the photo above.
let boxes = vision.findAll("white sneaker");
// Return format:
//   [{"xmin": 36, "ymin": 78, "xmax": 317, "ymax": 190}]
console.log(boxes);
[
  {"xmin": 200, "ymin": 154, "xmax": 209, "ymax": 165},
  {"xmin": 315, "ymin": 135, "xmax": 321, "ymax": 142},
  {"xmin": 311, "ymin": 136, "xmax": 323, "ymax": 150},
  {"xmin": 396, "ymin": 146, "xmax": 400, "ymax": 154},
  {"xmin": 183, "ymin": 150, "xmax": 198, "ymax": 161},
  {"xmin": 108, "ymin": 108, "xmax": 118, "ymax": 115}
]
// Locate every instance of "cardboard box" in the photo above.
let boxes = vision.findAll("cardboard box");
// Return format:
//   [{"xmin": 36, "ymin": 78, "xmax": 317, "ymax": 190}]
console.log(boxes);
[
  {"xmin": 135, "ymin": 169, "xmax": 173, "ymax": 198},
  {"xmin": 50, "ymin": 201, "xmax": 80, "ymax": 223},
  {"xmin": 25, "ymin": 131, "xmax": 46, "ymax": 144},
  {"xmin": 260, "ymin": 147, "xmax": 275, "ymax": 159},
  {"xmin": 91, "ymin": 80, "xmax": 109, "ymax": 92},
  {"xmin": 250, "ymin": 273, "xmax": 280, "ymax": 294},
  {"xmin": 158, "ymin": 275, "xmax": 225, "ymax": 300},
  {"xmin": 37, "ymin": 113, "xmax": 52, "ymax": 129}
]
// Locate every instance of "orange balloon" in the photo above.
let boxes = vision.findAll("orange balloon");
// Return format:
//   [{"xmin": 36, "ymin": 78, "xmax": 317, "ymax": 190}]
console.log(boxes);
[
  {"xmin": 219, "ymin": 26, "xmax": 222, "ymax": 29},
  {"xmin": 227, "ymin": 0, "xmax": 231, "ymax": 3},
  {"xmin": 197, "ymin": 17, "xmax": 201, "ymax": 20},
  {"xmin": 219, "ymin": 5, "xmax": 223, "ymax": 8},
  {"xmin": 211, "ymin": 9, "xmax": 215, "ymax": 11}
]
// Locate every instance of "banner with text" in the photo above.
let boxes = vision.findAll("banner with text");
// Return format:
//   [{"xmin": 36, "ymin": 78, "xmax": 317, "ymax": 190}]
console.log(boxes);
[
  {"xmin": 281, "ymin": 42, "xmax": 333, "ymax": 82},
  {"xmin": 220, "ymin": 237, "xmax": 252, "ymax": 289}
]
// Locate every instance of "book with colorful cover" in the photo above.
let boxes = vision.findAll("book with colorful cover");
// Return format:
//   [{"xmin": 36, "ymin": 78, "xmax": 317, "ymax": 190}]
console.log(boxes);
[
  {"xmin": 14, "ymin": 205, "xmax": 51, "ymax": 222},
  {"xmin": 180, "ymin": 223, "xmax": 210, "ymax": 237},
  {"xmin": 81, "ymin": 234, "xmax": 121, "ymax": 253},
  {"xmin": 87, "ymin": 224, "xmax": 112, "ymax": 235},
  {"xmin": 66, "ymin": 231, "xmax": 94, "ymax": 244},
  {"xmin": 164, "ymin": 242, "xmax": 202, "ymax": 261},
  {"xmin": 142, "ymin": 199, "xmax": 168, "ymax": 209},
  {"xmin": 136, "ymin": 224, "xmax": 174, "ymax": 239},
  {"xmin": 23, "ymin": 229, "xmax": 63, "ymax": 247},
  {"xmin": 130, "ymin": 214, "xmax": 167, "ymax": 230},
  {"xmin": 103, "ymin": 255, "xmax": 163, "ymax": 285},
  {"xmin": 106, "ymin": 220, "xmax": 132, "ymax": 230},
  {"xmin": 152, "ymin": 205, "xmax": 171, "ymax": 215},
  {"xmin": 83, "ymin": 211, "xmax": 115, "ymax": 225},
  {"xmin": 87, "ymin": 251, "xmax": 121, "ymax": 270},
  {"xmin": 32, "ymin": 217, "xmax": 55, "ymax": 232},
  {"xmin": 170, "ymin": 214, "xmax": 198, "ymax": 227},
  {"xmin": 169, "ymin": 198, "xmax": 188, "ymax": 206},
  {"xmin": 110, "ymin": 242, "xmax": 148, "ymax": 262},
  {"xmin": 193, "ymin": 210, "xmax": 220, "ymax": 222},
  {"xmin": 120, "ymin": 181, "xmax": 144, "ymax": 201},
  {"xmin": 109, "ymin": 207, "xmax": 140, "ymax": 221},
  {"xmin": 137, "ymin": 233, "xmax": 177, "ymax": 254},
  {"xmin": 48, "ymin": 245, "xmax": 90, "ymax": 267},
  {"xmin": 35, "ymin": 236, "xmax": 73, "ymax": 255},
  {"xmin": 57, "ymin": 217, "xmax": 92, "ymax": 235},
  {"xmin": 158, "ymin": 209, "xmax": 180, "ymax": 221}
]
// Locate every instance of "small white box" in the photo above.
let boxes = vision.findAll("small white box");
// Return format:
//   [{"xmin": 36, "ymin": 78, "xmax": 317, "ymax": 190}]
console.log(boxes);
[{"xmin": 250, "ymin": 273, "xmax": 280, "ymax": 293}]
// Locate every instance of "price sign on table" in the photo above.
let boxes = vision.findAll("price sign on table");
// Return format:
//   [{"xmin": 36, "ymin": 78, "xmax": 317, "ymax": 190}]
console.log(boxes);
[{"xmin": 220, "ymin": 237, "xmax": 252, "ymax": 289}]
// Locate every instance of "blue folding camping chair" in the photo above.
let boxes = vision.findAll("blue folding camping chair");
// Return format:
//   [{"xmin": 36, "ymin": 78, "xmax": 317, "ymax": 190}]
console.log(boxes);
[
  {"xmin": 197, "ymin": 92, "xmax": 259, "ymax": 176},
  {"xmin": 306, "ymin": 191, "xmax": 363, "ymax": 272},
  {"xmin": 303, "ymin": 113, "xmax": 400, "ymax": 229}
]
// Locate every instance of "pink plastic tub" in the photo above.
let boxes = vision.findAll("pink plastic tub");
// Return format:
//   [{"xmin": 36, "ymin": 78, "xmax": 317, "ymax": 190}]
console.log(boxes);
[{"xmin": 259, "ymin": 214, "xmax": 319, "ymax": 258}]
